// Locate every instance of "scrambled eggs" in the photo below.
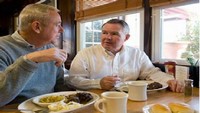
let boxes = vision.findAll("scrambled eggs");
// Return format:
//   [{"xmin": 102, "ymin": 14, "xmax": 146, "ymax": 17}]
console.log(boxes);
[{"xmin": 48, "ymin": 101, "xmax": 83, "ymax": 111}]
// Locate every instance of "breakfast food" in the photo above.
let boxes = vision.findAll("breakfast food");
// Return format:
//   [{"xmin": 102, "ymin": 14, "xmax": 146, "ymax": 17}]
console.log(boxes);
[
  {"xmin": 65, "ymin": 92, "xmax": 93, "ymax": 104},
  {"xmin": 147, "ymin": 82, "xmax": 163, "ymax": 90},
  {"xmin": 150, "ymin": 104, "xmax": 172, "ymax": 113},
  {"xmin": 168, "ymin": 102, "xmax": 194, "ymax": 113},
  {"xmin": 149, "ymin": 103, "xmax": 195, "ymax": 113},
  {"xmin": 39, "ymin": 95, "xmax": 64, "ymax": 103},
  {"xmin": 34, "ymin": 92, "xmax": 94, "ymax": 112},
  {"xmin": 48, "ymin": 92, "xmax": 93, "ymax": 112},
  {"xmin": 48, "ymin": 101, "xmax": 83, "ymax": 111},
  {"xmin": 76, "ymin": 92, "xmax": 93, "ymax": 103}
]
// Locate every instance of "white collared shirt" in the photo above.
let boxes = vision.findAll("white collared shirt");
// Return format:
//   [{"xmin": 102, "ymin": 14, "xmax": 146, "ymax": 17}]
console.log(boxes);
[{"xmin": 68, "ymin": 45, "xmax": 173, "ymax": 90}]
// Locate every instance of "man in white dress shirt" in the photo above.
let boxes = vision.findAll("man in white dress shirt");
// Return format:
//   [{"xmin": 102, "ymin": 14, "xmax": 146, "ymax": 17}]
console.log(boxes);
[{"xmin": 68, "ymin": 19, "xmax": 183, "ymax": 92}]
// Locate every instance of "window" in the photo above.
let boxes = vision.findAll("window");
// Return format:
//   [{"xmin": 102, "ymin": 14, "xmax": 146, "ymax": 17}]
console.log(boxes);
[
  {"xmin": 152, "ymin": 2, "xmax": 199, "ymax": 65},
  {"xmin": 77, "ymin": 10, "xmax": 144, "ymax": 51}
]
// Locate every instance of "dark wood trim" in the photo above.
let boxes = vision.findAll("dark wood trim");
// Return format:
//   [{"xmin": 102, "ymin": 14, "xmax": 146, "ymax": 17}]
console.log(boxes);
[
  {"xmin": 0, "ymin": 0, "xmax": 40, "ymax": 36},
  {"xmin": 57, "ymin": 0, "xmax": 76, "ymax": 70},
  {"xmin": 143, "ymin": 0, "xmax": 152, "ymax": 60}
]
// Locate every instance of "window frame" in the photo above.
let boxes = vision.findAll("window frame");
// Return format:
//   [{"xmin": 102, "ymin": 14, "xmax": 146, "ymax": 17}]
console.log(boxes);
[{"xmin": 152, "ymin": 2, "xmax": 199, "ymax": 65}]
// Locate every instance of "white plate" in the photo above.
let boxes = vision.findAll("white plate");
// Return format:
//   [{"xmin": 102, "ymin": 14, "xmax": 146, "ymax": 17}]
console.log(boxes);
[
  {"xmin": 142, "ymin": 104, "xmax": 198, "ymax": 113},
  {"xmin": 18, "ymin": 91, "xmax": 99, "ymax": 113},
  {"xmin": 142, "ymin": 104, "xmax": 154, "ymax": 113},
  {"xmin": 143, "ymin": 104, "xmax": 167, "ymax": 113},
  {"xmin": 115, "ymin": 81, "xmax": 168, "ymax": 92}
]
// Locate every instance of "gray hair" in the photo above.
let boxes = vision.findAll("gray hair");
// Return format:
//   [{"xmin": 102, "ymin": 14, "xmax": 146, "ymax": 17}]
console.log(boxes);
[
  {"xmin": 18, "ymin": 4, "xmax": 59, "ymax": 31},
  {"xmin": 102, "ymin": 19, "xmax": 130, "ymax": 34}
]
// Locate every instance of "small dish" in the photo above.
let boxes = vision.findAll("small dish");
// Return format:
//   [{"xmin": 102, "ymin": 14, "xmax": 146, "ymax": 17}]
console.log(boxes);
[
  {"xmin": 32, "ymin": 94, "xmax": 65, "ymax": 107},
  {"xmin": 143, "ymin": 103, "xmax": 198, "ymax": 113}
]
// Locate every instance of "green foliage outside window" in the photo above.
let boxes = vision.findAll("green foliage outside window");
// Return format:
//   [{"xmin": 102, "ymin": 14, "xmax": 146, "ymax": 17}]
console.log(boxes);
[{"xmin": 181, "ymin": 18, "xmax": 199, "ymax": 66}]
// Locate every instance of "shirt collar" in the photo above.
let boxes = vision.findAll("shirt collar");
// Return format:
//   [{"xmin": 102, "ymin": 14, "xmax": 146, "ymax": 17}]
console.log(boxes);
[
  {"xmin": 100, "ymin": 45, "xmax": 125, "ymax": 56},
  {"xmin": 11, "ymin": 31, "xmax": 36, "ymax": 49},
  {"xmin": 100, "ymin": 45, "xmax": 114, "ymax": 56}
]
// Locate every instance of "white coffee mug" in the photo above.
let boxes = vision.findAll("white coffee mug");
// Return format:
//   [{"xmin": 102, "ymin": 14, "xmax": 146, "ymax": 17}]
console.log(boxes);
[
  {"xmin": 94, "ymin": 91, "xmax": 128, "ymax": 113},
  {"xmin": 120, "ymin": 81, "xmax": 148, "ymax": 101}
]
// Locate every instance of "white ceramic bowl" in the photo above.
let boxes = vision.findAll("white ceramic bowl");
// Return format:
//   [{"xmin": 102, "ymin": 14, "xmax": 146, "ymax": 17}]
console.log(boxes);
[{"xmin": 32, "ymin": 94, "xmax": 65, "ymax": 107}]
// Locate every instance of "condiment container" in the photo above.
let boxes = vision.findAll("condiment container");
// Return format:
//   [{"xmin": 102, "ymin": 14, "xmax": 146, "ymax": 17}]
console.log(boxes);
[{"xmin": 184, "ymin": 79, "xmax": 193, "ymax": 97}]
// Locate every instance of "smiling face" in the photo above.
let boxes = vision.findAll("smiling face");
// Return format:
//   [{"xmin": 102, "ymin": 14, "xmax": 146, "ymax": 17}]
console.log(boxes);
[{"xmin": 101, "ymin": 23, "xmax": 129, "ymax": 54}]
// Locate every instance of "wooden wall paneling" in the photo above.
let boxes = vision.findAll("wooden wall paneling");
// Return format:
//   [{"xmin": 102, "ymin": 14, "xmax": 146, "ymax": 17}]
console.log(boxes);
[
  {"xmin": 149, "ymin": 0, "xmax": 171, "ymax": 7},
  {"xmin": 57, "ymin": 0, "xmax": 76, "ymax": 70},
  {"xmin": 0, "ymin": 15, "xmax": 12, "ymax": 36},
  {"xmin": 126, "ymin": 0, "xmax": 143, "ymax": 10},
  {"xmin": 0, "ymin": 0, "xmax": 40, "ymax": 36}
]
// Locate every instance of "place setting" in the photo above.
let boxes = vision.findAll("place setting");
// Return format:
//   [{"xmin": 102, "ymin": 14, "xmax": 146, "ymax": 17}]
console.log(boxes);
[
  {"xmin": 114, "ymin": 80, "xmax": 168, "ymax": 93},
  {"xmin": 17, "ymin": 91, "xmax": 100, "ymax": 113},
  {"xmin": 94, "ymin": 80, "xmax": 168, "ymax": 113},
  {"xmin": 142, "ymin": 102, "xmax": 196, "ymax": 113}
]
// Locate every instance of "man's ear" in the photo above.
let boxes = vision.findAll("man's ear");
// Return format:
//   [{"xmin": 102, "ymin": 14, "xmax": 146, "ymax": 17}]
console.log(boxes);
[
  {"xmin": 125, "ymin": 34, "xmax": 130, "ymax": 41},
  {"xmin": 31, "ymin": 21, "xmax": 41, "ymax": 33}
]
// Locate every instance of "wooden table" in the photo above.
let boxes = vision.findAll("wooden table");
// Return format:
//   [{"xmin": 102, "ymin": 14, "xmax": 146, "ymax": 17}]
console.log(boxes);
[{"xmin": 0, "ymin": 88, "xmax": 199, "ymax": 113}]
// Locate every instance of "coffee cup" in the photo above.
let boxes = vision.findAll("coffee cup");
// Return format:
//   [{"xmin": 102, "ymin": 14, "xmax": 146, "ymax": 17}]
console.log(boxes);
[
  {"xmin": 119, "ymin": 81, "xmax": 148, "ymax": 101},
  {"xmin": 94, "ymin": 91, "xmax": 128, "ymax": 113}
]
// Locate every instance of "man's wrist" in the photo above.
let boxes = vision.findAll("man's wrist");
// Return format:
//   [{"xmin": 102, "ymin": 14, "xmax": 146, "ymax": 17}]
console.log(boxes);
[{"xmin": 23, "ymin": 55, "xmax": 38, "ymax": 63}]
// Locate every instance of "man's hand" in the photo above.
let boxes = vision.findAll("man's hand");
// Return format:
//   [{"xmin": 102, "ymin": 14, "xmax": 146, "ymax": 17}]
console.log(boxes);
[
  {"xmin": 167, "ymin": 79, "xmax": 184, "ymax": 93},
  {"xmin": 26, "ymin": 48, "xmax": 67, "ymax": 67},
  {"xmin": 100, "ymin": 76, "xmax": 121, "ymax": 90}
]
